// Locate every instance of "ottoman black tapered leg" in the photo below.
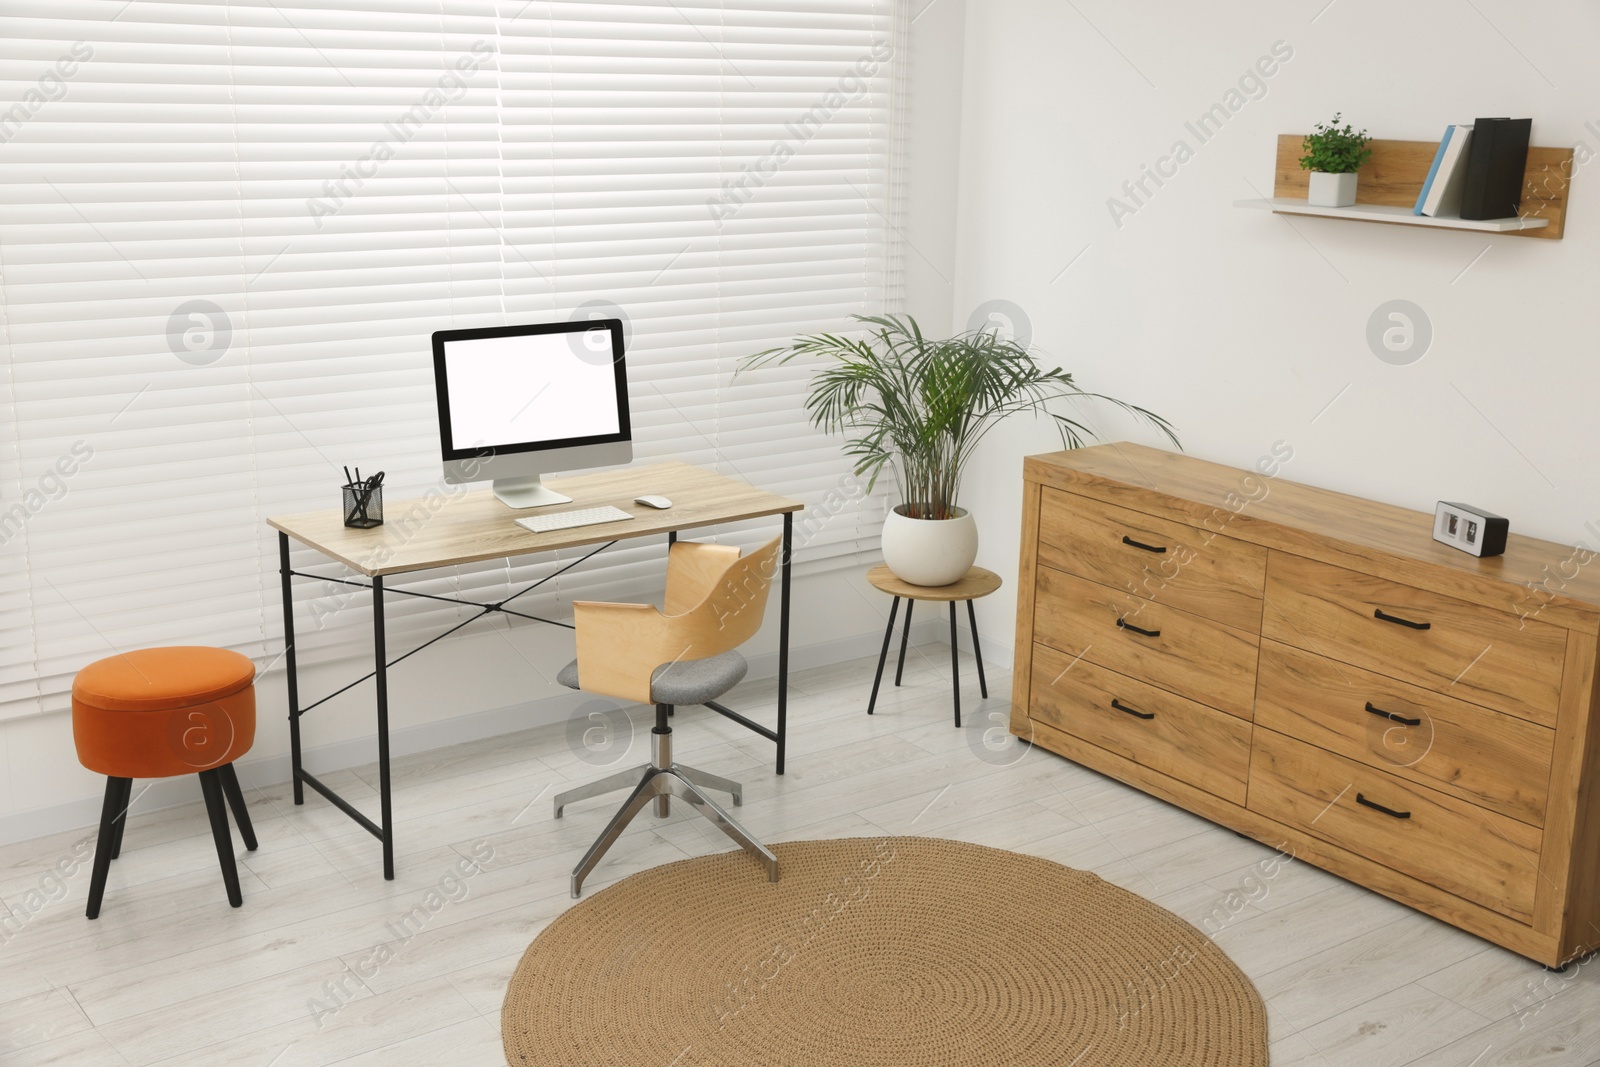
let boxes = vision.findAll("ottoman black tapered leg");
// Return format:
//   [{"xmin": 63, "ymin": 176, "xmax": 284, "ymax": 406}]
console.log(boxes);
[
  {"xmin": 218, "ymin": 763, "xmax": 258, "ymax": 851},
  {"xmin": 86, "ymin": 776, "xmax": 131, "ymax": 920},
  {"xmin": 199, "ymin": 768, "xmax": 243, "ymax": 908},
  {"xmin": 108, "ymin": 776, "xmax": 133, "ymax": 860}
]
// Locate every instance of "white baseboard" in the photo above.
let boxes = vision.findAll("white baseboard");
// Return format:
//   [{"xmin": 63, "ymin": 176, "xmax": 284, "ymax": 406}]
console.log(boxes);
[{"xmin": 0, "ymin": 619, "xmax": 997, "ymax": 848}]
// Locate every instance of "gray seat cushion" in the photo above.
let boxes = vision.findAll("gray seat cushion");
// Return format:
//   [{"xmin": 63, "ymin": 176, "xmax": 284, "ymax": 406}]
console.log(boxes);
[{"xmin": 557, "ymin": 650, "xmax": 748, "ymax": 706}]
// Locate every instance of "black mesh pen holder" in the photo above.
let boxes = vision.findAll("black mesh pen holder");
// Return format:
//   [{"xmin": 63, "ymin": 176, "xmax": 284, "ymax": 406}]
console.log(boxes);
[{"xmin": 342, "ymin": 483, "xmax": 383, "ymax": 528}]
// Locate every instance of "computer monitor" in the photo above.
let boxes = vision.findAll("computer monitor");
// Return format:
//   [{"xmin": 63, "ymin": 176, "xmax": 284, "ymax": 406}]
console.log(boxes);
[{"xmin": 431, "ymin": 319, "xmax": 632, "ymax": 508}]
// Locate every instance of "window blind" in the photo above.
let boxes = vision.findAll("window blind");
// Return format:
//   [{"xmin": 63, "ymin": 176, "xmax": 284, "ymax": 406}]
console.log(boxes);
[{"xmin": 0, "ymin": 0, "xmax": 904, "ymax": 720}]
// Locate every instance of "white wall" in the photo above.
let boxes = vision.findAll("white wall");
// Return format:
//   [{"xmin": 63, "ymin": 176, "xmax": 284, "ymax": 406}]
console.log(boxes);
[
  {"xmin": 952, "ymin": 0, "xmax": 1600, "ymax": 652},
  {"xmin": 0, "ymin": 3, "xmax": 974, "ymax": 845},
  {"xmin": 900, "ymin": 0, "xmax": 969, "ymax": 334}
]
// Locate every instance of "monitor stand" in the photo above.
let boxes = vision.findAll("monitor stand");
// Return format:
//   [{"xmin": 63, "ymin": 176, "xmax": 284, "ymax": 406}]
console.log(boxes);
[{"xmin": 492, "ymin": 476, "xmax": 573, "ymax": 509}]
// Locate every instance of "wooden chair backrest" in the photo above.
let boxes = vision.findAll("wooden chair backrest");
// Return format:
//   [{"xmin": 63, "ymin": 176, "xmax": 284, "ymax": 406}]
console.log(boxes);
[{"xmin": 573, "ymin": 536, "xmax": 782, "ymax": 704}]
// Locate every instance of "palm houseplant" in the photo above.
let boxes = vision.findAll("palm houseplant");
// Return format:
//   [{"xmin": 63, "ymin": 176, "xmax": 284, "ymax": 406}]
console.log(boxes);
[{"xmin": 742, "ymin": 314, "xmax": 1178, "ymax": 586}]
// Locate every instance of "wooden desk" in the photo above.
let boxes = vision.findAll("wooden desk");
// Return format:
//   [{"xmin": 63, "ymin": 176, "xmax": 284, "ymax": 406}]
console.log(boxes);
[{"xmin": 268, "ymin": 462, "xmax": 803, "ymax": 879}]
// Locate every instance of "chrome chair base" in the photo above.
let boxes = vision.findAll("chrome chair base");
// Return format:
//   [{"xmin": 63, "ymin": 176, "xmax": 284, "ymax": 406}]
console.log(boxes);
[
  {"xmin": 554, "ymin": 720, "xmax": 778, "ymax": 897},
  {"xmin": 552, "ymin": 761, "xmax": 744, "ymax": 818}
]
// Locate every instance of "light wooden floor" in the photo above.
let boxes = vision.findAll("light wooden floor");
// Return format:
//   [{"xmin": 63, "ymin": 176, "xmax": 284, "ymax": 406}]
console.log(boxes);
[{"xmin": 2, "ymin": 642, "xmax": 1598, "ymax": 1066}]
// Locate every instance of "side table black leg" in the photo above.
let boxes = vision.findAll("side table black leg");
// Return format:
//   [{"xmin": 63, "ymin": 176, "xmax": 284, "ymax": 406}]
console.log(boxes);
[
  {"xmin": 967, "ymin": 599, "xmax": 988, "ymax": 699},
  {"xmin": 949, "ymin": 601, "xmax": 961, "ymax": 728},
  {"xmin": 894, "ymin": 599, "xmax": 914, "ymax": 686},
  {"xmin": 867, "ymin": 597, "xmax": 900, "ymax": 715}
]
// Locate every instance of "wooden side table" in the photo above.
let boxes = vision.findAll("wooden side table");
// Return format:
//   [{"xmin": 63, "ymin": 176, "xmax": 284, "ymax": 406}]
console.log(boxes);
[{"xmin": 865, "ymin": 565, "xmax": 1003, "ymax": 727}]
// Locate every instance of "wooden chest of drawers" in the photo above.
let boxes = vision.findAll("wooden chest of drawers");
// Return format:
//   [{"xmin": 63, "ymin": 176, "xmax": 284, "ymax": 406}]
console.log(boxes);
[{"xmin": 1012, "ymin": 443, "xmax": 1600, "ymax": 966}]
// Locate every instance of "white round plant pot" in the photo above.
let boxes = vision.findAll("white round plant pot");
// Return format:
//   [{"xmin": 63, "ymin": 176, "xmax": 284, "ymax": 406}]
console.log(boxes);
[
  {"xmin": 1307, "ymin": 171, "xmax": 1358, "ymax": 208},
  {"xmin": 881, "ymin": 504, "xmax": 979, "ymax": 587}
]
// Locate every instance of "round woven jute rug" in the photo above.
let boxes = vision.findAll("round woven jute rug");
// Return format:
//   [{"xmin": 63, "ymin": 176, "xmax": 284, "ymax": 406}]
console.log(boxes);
[{"xmin": 502, "ymin": 837, "xmax": 1267, "ymax": 1066}]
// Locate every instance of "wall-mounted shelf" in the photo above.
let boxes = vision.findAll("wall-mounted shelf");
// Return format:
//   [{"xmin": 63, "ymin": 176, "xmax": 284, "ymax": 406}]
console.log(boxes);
[
  {"xmin": 1246, "ymin": 133, "xmax": 1574, "ymax": 239},
  {"xmin": 1236, "ymin": 197, "xmax": 1550, "ymax": 233}
]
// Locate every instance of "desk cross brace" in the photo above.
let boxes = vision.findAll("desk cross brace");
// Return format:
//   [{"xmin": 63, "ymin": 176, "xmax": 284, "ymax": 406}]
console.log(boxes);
[
  {"xmin": 703, "ymin": 699, "xmax": 778, "ymax": 743},
  {"xmin": 295, "ymin": 570, "xmax": 575, "ymax": 621},
  {"xmin": 284, "ymin": 542, "xmax": 605, "ymax": 716}
]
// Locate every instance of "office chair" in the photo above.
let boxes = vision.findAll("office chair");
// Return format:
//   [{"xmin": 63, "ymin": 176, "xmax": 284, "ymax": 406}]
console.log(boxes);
[{"xmin": 553, "ymin": 536, "xmax": 783, "ymax": 897}]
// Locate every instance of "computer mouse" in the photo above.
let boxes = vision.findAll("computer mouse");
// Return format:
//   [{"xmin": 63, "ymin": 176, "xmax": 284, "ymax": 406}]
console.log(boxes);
[{"xmin": 634, "ymin": 495, "xmax": 673, "ymax": 510}]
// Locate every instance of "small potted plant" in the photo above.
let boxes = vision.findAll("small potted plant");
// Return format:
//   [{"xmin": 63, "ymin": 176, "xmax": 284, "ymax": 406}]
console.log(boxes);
[
  {"xmin": 1299, "ymin": 113, "xmax": 1372, "ymax": 208},
  {"xmin": 741, "ymin": 315, "xmax": 1178, "ymax": 587}
]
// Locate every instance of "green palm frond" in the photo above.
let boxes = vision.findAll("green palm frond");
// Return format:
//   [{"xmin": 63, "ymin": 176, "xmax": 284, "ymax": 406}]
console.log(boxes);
[{"xmin": 739, "ymin": 314, "xmax": 1179, "ymax": 519}]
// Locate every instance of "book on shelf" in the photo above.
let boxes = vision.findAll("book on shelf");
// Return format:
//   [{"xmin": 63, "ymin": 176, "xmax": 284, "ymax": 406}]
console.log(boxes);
[
  {"xmin": 1420, "ymin": 124, "xmax": 1474, "ymax": 218},
  {"xmin": 1414, "ymin": 126, "xmax": 1454, "ymax": 214},
  {"xmin": 1459, "ymin": 117, "xmax": 1532, "ymax": 220}
]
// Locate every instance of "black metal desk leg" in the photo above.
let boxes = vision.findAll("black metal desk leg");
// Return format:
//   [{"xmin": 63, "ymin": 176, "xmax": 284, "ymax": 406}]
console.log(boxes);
[
  {"xmin": 776, "ymin": 512, "xmax": 792, "ymax": 775},
  {"xmin": 894, "ymin": 598, "xmax": 914, "ymax": 686},
  {"xmin": 967, "ymin": 599, "xmax": 988, "ymax": 699},
  {"xmin": 667, "ymin": 531, "xmax": 677, "ymax": 716},
  {"xmin": 949, "ymin": 602, "xmax": 961, "ymax": 728},
  {"xmin": 373, "ymin": 574, "xmax": 395, "ymax": 880},
  {"xmin": 278, "ymin": 532, "xmax": 304, "ymax": 805},
  {"xmin": 867, "ymin": 597, "xmax": 900, "ymax": 715}
]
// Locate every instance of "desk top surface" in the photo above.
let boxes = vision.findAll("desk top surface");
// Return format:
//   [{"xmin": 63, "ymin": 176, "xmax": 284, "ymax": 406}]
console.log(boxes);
[{"xmin": 267, "ymin": 461, "xmax": 803, "ymax": 577}]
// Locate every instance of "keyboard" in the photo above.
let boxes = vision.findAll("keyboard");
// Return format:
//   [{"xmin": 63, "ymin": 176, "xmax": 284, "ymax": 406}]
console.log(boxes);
[{"xmin": 515, "ymin": 505, "xmax": 634, "ymax": 535}]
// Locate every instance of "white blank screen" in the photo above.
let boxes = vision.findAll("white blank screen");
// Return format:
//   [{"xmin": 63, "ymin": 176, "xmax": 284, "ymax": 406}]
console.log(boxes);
[{"xmin": 443, "ymin": 331, "xmax": 620, "ymax": 449}]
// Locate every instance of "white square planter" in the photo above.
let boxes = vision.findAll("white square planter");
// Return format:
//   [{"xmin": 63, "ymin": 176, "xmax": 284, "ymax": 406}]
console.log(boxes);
[{"xmin": 1307, "ymin": 171, "xmax": 1358, "ymax": 208}]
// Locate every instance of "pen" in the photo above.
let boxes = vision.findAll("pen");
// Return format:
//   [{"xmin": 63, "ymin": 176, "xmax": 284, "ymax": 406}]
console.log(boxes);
[{"xmin": 356, "ymin": 470, "xmax": 384, "ymax": 523}]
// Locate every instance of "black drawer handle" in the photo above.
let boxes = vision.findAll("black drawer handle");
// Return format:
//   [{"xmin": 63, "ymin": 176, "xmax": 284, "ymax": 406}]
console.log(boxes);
[
  {"xmin": 1356, "ymin": 793, "xmax": 1411, "ymax": 820},
  {"xmin": 1365, "ymin": 701, "xmax": 1422, "ymax": 727},
  {"xmin": 1374, "ymin": 609, "xmax": 1431, "ymax": 631},
  {"xmin": 1121, "ymin": 535, "xmax": 1167, "ymax": 554},
  {"xmin": 1111, "ymin": 698, "xmax": 1155, "ymax": 720},
  {"xmin": 1116, "ymin": 617, "xmax": 1161, "ymax": 638}
]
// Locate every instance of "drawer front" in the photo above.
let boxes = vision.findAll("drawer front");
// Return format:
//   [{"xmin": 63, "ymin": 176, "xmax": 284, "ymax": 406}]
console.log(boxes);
[
  {"xmin": 1038, "ymin": 488, "xmax": 1267, "ymax": 632},
  {"xmin": 1034, "ymin": 565, "xmax": 1260, "ymax": 719},
  {"xmin": 1255, "ymin": 641, "xmax": 1554, "ymax": 826},
  {"xmin": 1030, "ymin": 644, "xmax": 1252, "ymax": 805},
  {"xmin": 1262, "ymin": 552, "xmax": 1566, "ymax": 725},
  {"xmin": 1248, "ymin": 728, "xmax": 1541, "ymax": 922}
]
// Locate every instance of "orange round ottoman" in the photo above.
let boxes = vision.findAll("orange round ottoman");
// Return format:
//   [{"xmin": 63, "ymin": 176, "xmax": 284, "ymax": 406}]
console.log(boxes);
[{"xmin": 72, "ymin": 646, "xmax": 259, "ymax": 919}]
